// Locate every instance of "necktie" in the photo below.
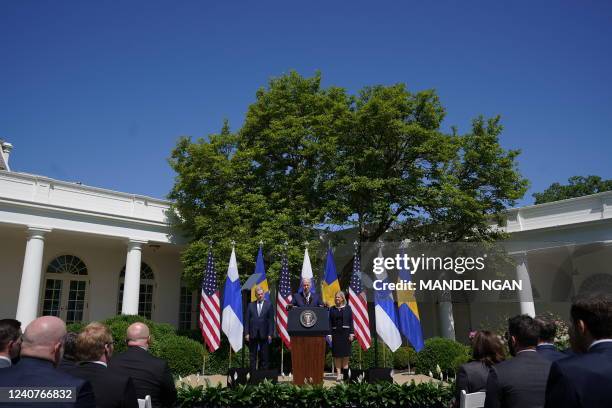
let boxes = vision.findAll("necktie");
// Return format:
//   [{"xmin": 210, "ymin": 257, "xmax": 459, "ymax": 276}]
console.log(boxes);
[
  {"xmin": 258, "ymin": 302, "xmax": 262, "ymax": 316},
  {"xmin": 306, "ymin": 294, "xmax": 310, "ymax": 305}
]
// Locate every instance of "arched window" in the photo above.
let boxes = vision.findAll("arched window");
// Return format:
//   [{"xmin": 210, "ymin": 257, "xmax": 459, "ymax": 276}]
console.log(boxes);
[
  {"xmin": 117, "ymin": 263, "xmax": 155, "ymax": 319},
  {"xmin": 42, "ymin": 255, "xmax": 89, "ymax": 324}
]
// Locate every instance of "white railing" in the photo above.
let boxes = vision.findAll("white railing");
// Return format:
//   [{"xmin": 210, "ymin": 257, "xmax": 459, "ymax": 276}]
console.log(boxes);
[{"xmin": 0, "ymin": 171, "xmax": 172, "ymax": 223}]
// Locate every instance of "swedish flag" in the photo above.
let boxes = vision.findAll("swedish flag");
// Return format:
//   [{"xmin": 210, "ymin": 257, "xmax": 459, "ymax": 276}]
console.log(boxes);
[
  {"xmin": 396, "ymin": 246, "xmax": 424, "ymax": 351},
  {"xmin": 250, "ymin": 247, "xmax": 270, "ymax": 301},
  {"xmin": 322, "ymin": 248, "xmax": 341, "ymax": 307}
]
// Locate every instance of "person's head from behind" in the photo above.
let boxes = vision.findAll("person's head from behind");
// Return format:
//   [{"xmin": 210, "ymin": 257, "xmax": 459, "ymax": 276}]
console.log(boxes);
[
  {"xmin": 126, "ymin": 322, "xmax": 150, "ymax": 349},
  {"xmin": 569, "ymin": 293, "xmax": 612, "ymax": 353},
  {"xmin": 62, "ymin": 332, "xmax": 79, "ymax": 361},
  {"xmin": 506, "ymin": 314, "xmax": 539, "ymax": 356},
  {"xmin": 76, "ymin": 323, "xmax": 113, "ymax": 363},
  {"xmin": 471, "ymin": 330, "xmax": 505, "ymax": 366},
  {"xmin": 20, "ymin": 316, "xmax": 66, "ymax": 366},
  {"xmin": 0, "ymin": 319, "xmax": 22, "ymax": 360},
  {"xmin": 535, "ymin": 316, "xmax": 557, "ymax": 345}
]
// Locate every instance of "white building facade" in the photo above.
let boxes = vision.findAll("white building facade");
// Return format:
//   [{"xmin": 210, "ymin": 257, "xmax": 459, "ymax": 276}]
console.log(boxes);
[
  {"xmin": 1, "ymin": 141, "xmax": 611, "ymax": 342},
  {"xmin": 0, "ymin": 143, "xmax": 196, "ymax": 329}
]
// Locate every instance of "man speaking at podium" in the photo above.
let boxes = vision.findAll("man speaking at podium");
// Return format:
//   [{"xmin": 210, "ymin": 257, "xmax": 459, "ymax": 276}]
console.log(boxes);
[{"xmin": 291, "ymin": 278, "xmax": 325, "ymax": 307}]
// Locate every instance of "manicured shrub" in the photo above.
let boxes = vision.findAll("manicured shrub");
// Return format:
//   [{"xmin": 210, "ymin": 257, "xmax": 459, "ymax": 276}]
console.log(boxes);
[
  {"xmin": 151, "ymin": 334, "xmax": 206, "ymax": 376},
  {"xmin": 176, "ymin": 381, "xmax": 454, "ymax": 408},
  {"xmin": 415, "ymin": 337, "xmax": 470, "ymax": 377},
  {"xmin": 393, "ymin": 346, "xmax": 418, "ymax": 370},
  {"xmin": 202, "ymin": 336, "xmax": 251, "ymax": 375},
  {"xmin": 67, "ymin": 315, "xmax": 206, "ymax": 376},
  {"xmin": 451, "ymin": 353, "xmax": 470, "ymax": 373},
  {"xmin": 324, "ymin": 342, "xmax": 418, "ymax": 371}
]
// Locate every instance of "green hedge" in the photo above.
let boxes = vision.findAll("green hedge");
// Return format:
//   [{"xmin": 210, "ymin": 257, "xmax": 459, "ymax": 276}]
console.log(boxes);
[
  {"xmin": 67, "ymin": 315, "xmax": 205, "ymax": 376},
  {"xmin": 414, "ymin": 337, "xmax": 469, "ymax": 378},
  {"xmin": 177, "ymin": 381, "xmax": 453, "ymax": 408},
  {"xmin": 322, "ymin": 341, "xmax": 417, "ymax": 371}
]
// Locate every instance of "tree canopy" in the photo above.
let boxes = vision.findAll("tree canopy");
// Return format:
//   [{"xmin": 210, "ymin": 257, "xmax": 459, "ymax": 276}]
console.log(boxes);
[
  {"xmin": 168, "ymin": 71, "xmax": 528, "ymax": 288},
  {"xmin": 533, "ymin": 175, "xmax": 612, "ymax": 204}
]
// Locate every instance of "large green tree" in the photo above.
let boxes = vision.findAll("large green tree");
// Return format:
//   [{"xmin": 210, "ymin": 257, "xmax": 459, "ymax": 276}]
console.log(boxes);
[
  {"xmin": 169, "ymin": 71, "xmax": 528, "ymax": 288},
  {"xmin": 533, "ymin": 175, "xmax": 612, "ymax": 204}
]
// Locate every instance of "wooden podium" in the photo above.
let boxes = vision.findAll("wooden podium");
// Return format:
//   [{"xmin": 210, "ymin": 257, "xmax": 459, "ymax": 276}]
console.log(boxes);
[{"xmin": 287, "ymin": 307, "xmax": 330, "ymax": 385}]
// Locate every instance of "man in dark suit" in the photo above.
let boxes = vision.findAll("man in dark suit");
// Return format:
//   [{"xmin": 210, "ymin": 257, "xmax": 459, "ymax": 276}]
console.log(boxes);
[
  {"xmin": 0, "ymin": 316, "xmax": 95, "ymax": 407},
  {"xmin": 108, "ymin": 323, "xmax": 176, "ymax": 408},
  {"xmin": 535, "ymin": 317, "xmax": 566, "ymax": 362},
  {"xmin": 545, "ymin": 294, "xmax": 612, "ymax": 408},
  {"xmin": 244, "ymin": 286, "xmax": 274, "ymax": 370},
  {"xmin": 57, "ymin": 332, "xmax": 79, "ymax": 372},
  {"xmin": 484, "ymin": 315, "xmax": 551, "ymax": 408},
  {"xmin": 65, "ymin": 322, "xmax": 137, "ymax": 408},
  {"xmin": 291, "ymin": 278, "xmax": 324, "ymax": 308},
  {"xmin": 0, "ymin": 319, "xmax": 21, "ymax": 368}
]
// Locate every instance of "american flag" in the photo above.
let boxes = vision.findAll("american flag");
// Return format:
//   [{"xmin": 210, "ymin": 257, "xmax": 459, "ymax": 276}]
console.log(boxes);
[
  {"xmin": 199, "ymin": 249, "xmax": 221, "ymax": 352},
  {"xmin": 349, "ymin": 246, "xmax": 371, "ymax": 350},
  {"xmin": 276, "ymin": 252, "xmax": 292, "ymax": 349}
]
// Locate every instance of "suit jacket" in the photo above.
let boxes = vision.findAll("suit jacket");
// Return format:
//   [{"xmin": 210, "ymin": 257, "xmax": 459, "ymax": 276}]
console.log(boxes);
[
  {"xmin": 0, "ymin": 356, "xmax": 95, "ymax": 408},
  {"xmin": 536, "ymin": 344, "xmax": 567, "ymax": 362},
  {"xmin": 291, "ymin": 292, "xmax": 324, "ymax": 308},
  {"xmin": 108, "ymin": 347, "xmax": 176, "ymax": 408},
  {"xmin": 456, "ymin": 361, "xmax": 490, "ymax": 403},
  {"xmin": 57, "ymin": 357, "xmax": 78, "ymax": 372},
  {"xmin": 484, "ymin": 350, "xmax": 551, "ymax": 408},
  {"xmin": 244, "ymin": 300, "xmax": 274, "ymax": 339},
  {"xmin": 329, "ymin": 306, "xmax": 353, "ymax": 333},
  {"xmin": 0, "ymin": 357, "xmax": 11, "ymax": 369},
  {"xmin": 66, "ymin": 362, "xmax": 138, "ymax": 408},
  {"xmin": 545, "ymin": 341, "xmax": 612, "ymax": 408}
]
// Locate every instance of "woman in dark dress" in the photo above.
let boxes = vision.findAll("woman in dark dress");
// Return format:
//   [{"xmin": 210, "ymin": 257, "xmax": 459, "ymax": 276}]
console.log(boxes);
[
  {"xmin": 454, "ymin": 330, "xmax": 505, "ymax": 407},
  {"xmin": 329, "ymin": 291, "xmax": 354, "ymax": 381}
]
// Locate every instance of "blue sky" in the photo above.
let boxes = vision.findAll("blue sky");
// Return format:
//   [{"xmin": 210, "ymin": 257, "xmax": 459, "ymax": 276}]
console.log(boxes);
[{"xmin": 1, "ymin": 1, "xmax": 611, "ymax": 207}]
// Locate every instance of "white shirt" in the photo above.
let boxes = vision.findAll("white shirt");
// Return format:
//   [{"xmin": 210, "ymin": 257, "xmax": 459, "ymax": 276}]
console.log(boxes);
[
  {"xmin": 257, "ymin": 301, "xmax": 263, "ymax": 316},
  {"xmin": 88, "ymin": 360, "xmax": 107, "ymax": 367},
  {"xmin": 589, "ymin": 339, "xmax": 612, "ymax": 350},
  {"xmin": 0, "ymin": 356, "xmax": 11, "ymax": 367}
]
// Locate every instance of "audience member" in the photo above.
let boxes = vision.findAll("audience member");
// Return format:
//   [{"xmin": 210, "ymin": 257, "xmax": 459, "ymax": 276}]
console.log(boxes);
[
  {"xmin": 65, "ymin": 323, "xmax": 137, "ymax": 408},
  {"xmin": 57, "ymin": 332, "xmax": 79, "ymax": 371},
  {"xmin": 535, "ymin": 317, "xmax": 566, "ymax": 362},
  {"xmin": 0, "ymin": 319, "xmax": 21, "ymax": 368},
  {"xmin": 545, "ymin": 294, "xmax": 612, "ymax": 408},
  {"xmin": 108, "ymin": 323, "xmax": 176, "ymax": 408},
  {"xmin": 484, "ymin": 315, "xmax": 551, "ymax": 408},
  {"xmin": 455, "ymin": 331, "xmax": 505, "ymax": 405},
  {"xmin": 0, "ymin": 316, "xmax": 95, "ymax": 407}
]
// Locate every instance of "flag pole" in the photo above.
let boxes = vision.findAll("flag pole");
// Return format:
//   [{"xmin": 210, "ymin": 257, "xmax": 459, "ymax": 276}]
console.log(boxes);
[
  {"xmin": 203, "ymin": 351, "xmax": 206, "ymax": 375},
  {"xmin": 281, "ymin": 342, "xmax": 284, "ymax": 376},
  {"xmin": 383, "ymin": 343, "xmax": 386, "ymax": 367},
  {"xmin": 359, "ymin": 346, "xmax": 362, "ymax": 370}
]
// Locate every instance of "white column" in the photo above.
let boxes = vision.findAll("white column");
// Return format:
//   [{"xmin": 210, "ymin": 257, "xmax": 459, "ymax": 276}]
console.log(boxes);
[
  {"xmin": 515, "ymin": 252, "xmax": 536, "ymax": 317},
  {"xmin": 121, "ymin": 240, "xmax": 146, "ymax": 315},
  {"xmin": 438, "ymin": 290, "xmax": 456, "ymax": 340},
  {"xmin": 16, "ymin": 227, "xmax": 51, "ymax": 327}
]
